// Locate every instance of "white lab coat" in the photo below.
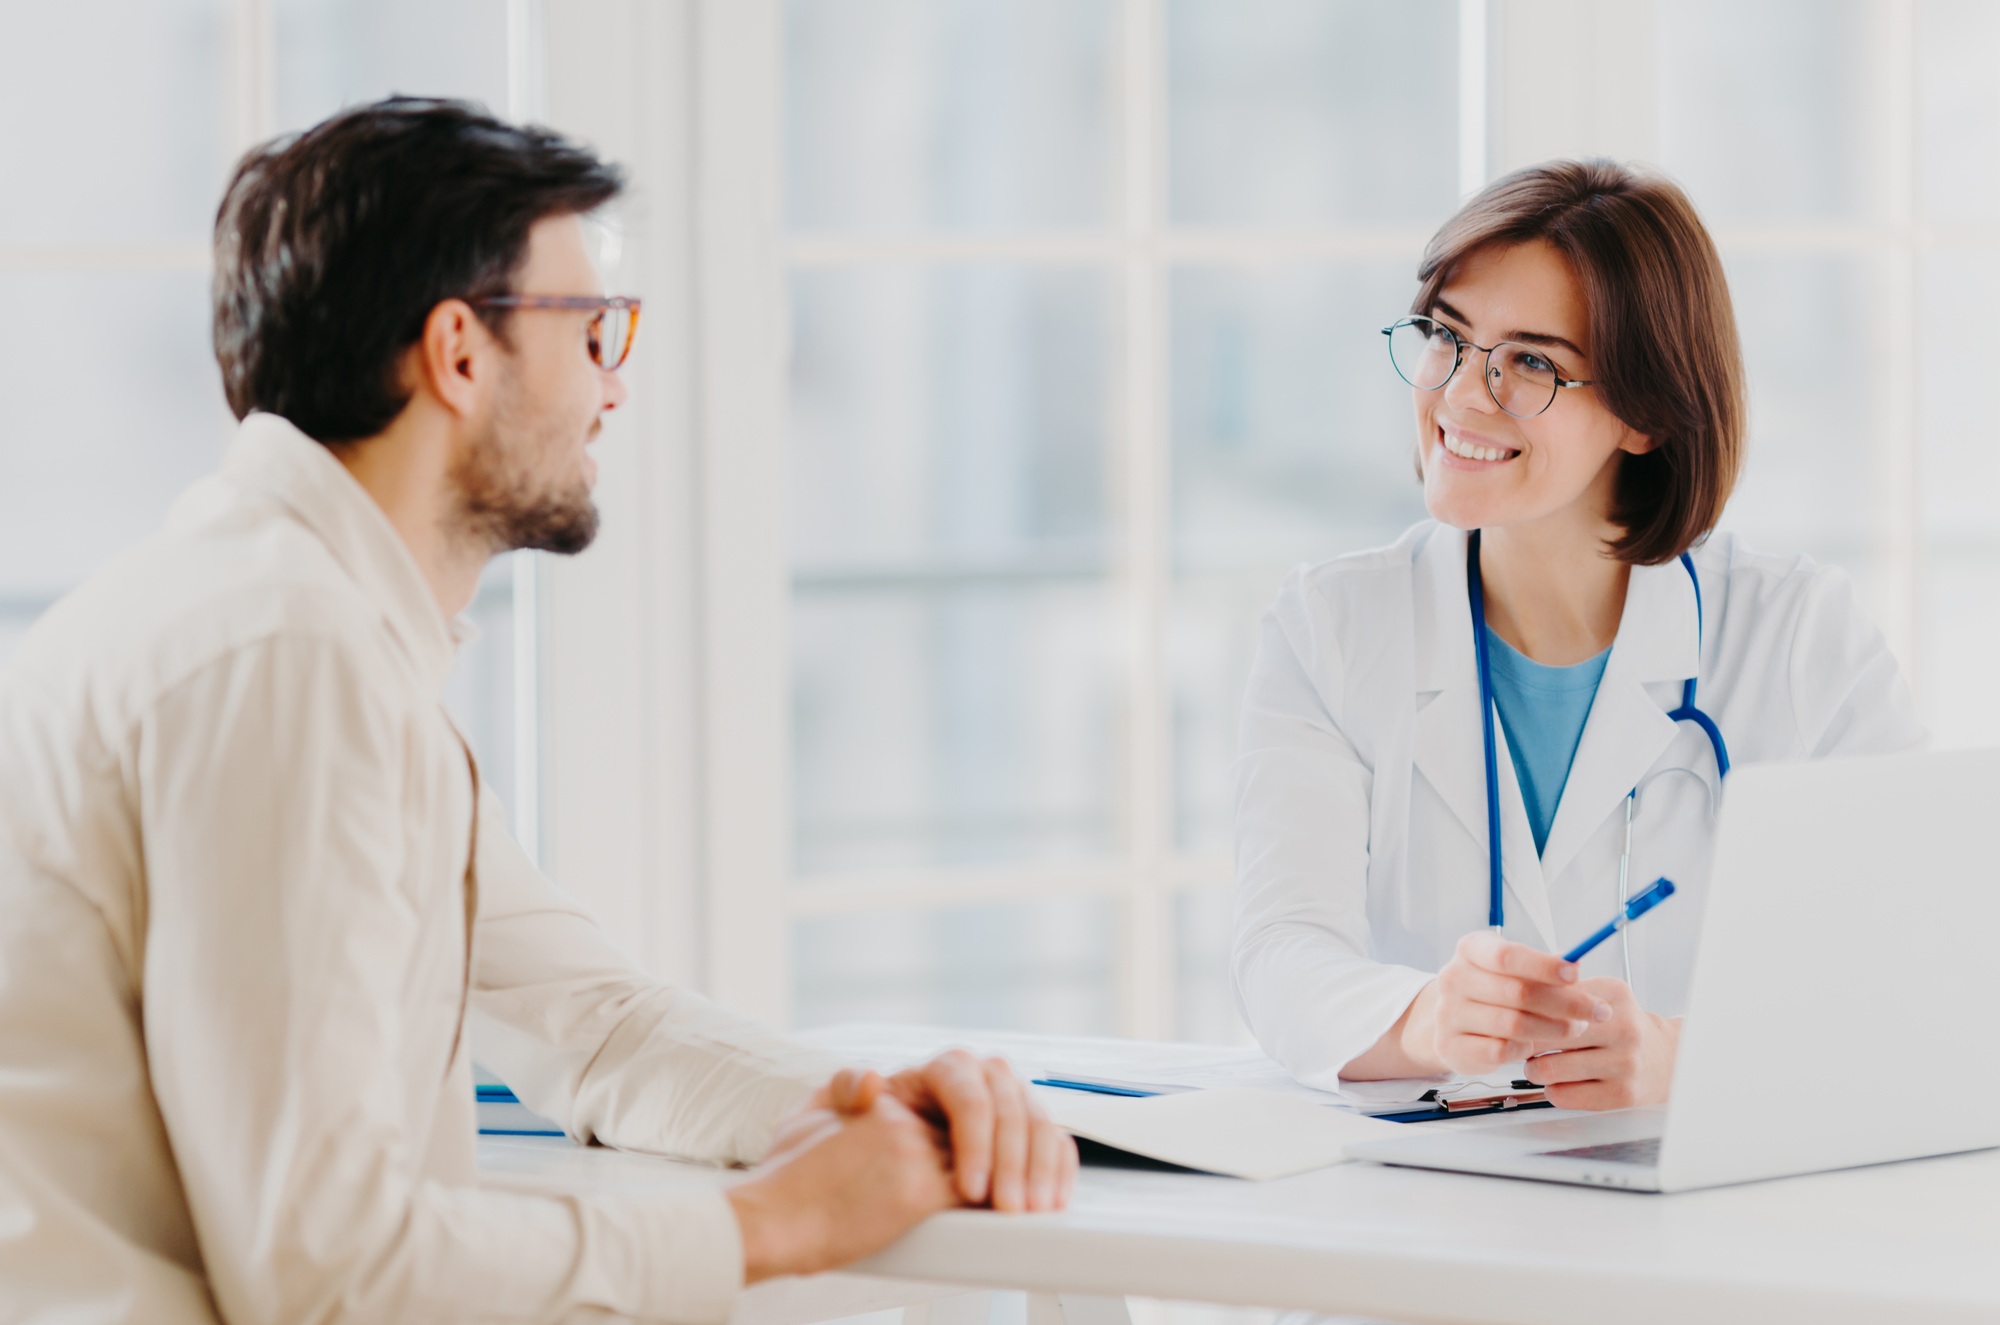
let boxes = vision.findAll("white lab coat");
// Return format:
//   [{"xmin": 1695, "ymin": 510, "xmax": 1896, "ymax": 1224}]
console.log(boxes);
[{"xmin": 1230, "ymin": 521, "xmax": 1925, "ymax": 1088}]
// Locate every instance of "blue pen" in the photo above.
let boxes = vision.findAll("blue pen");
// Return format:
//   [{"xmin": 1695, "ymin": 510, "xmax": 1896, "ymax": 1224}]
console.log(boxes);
[{"xmin": 1561, "ymin": 877, "xmax": 1676, "ymax": 964}]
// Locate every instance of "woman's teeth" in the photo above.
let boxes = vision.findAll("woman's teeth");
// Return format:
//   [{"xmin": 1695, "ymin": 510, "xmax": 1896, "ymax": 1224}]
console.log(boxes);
[{"xmin": 1442, "ymin": 429, "xmax": 1517, "ymax": 463}]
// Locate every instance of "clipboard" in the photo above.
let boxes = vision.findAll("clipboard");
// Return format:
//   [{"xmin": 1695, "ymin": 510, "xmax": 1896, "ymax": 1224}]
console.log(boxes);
[
  {"xmin": 1033, "ymin": 1074, "xmax": 1554, "ymax": 1124},
  {"xmin": 1366, "ymin": 1080, "xmax": 1552, "ymax": 1123}
]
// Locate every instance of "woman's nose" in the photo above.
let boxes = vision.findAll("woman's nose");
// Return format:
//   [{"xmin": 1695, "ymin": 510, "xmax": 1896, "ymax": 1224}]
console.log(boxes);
[{"xmin": 1442, "ymin": 346, "xmax": 1500, "ymax": 414}]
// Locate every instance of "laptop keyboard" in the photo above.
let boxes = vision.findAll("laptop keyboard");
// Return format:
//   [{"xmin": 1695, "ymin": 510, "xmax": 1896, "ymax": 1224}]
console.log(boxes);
[{"xmin": 1539, "ymin": 1136, "xmax": 1661, "ymax": 1165}]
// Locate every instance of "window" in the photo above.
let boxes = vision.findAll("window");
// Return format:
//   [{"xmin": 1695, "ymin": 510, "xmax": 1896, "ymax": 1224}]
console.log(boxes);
[
  {"xmin": 0, "ymin": 0, "xmax": 539, "ymax": 837},
  {"xmin": 779, "ymin": 0, "xmax": 1465, "ymax": 1042},
  {"xmin": 755, "ymin": 0, "xmax": 2000, "ymax": 1042},
  {"xmin": 12, "ymin": 0, "xmax": 1999, "ymax": 1043}
]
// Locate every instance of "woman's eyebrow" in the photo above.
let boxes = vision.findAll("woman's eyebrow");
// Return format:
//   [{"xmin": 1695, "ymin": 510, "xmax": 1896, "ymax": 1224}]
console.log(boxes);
[
  {"xmin": 1508, "ymin": 328, "xmax": 1587, "ymax": 358},
  {"xmin": 1431, "ymin": 297, "xmax": 1586, "ymax": 359}
]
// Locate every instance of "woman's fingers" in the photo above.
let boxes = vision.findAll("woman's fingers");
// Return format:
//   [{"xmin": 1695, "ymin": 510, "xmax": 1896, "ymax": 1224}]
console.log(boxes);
[
  {"xmin": 1446, "ymin": 967, "xmax": 1596, "ymax": 1039},
  {"xmin": 1457, "ymin": 931, "xmax": 1575, "ymax": 984},
  {"xmin": 1448, "ymin": 937, "xmax": 1609, "ymax": 1023},
  {"xmin": 1444, "ymin": 995, "xmax": 1576, "ymax": 1047}
]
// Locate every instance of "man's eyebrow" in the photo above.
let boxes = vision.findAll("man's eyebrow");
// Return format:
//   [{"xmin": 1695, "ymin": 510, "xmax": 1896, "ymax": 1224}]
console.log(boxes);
[{"xmin": 1430, "ymin": 297, "xmax": 1586, "ymax": 360}]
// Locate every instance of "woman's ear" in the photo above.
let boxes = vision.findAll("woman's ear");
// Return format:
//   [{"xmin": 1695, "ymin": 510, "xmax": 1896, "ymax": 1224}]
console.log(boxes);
[{"xmin": 1617, "ymin": 424, "xmax": 1659, "ymax": 457}]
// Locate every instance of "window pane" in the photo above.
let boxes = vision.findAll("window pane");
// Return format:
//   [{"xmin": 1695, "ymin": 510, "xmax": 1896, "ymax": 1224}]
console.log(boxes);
[
  {"xmin": 790, "ymin": 265, "xmax": 1116, "ymax": 874},
  {"xmin": 1916, "ymin": 247, "xmax": 2000, "ymax": 546},
  {"xmin": 792, "ymin": 266, "xmax": 1109, "ymax": 565},
  {"xmin": 1171, "ymin": 262, "xmax": 1427, "ymax": 569},
  {"xmin": 0, "ymin": 0, "xmax": 232, "ymax": 246},
  {"xmin": 1169, "ymin": 262, "xmax": 1428, "ymax": 851},
  {"xmin": 0, "ymin": 269, "xmax": 230, "ymax": 607},
  {"xmin": 1167, "ymin": 0, "xmax": 1459, "ymax": 227},
  {"xmin": 1917, "ymin": 0, "xmax": 2000, "ymax": 223},
  {"xmin": 1918, "ymin": 247, "xmax": 2000, "ymax": 749},
  {"xmin": 785, "ymin": 0, "xmax": 1113, "ymax": 232},
  {"xmin": 792, "ymin": 896, "xmax": 1118, "ymax": 1033},
  {"xmin": 793, "ymin": 587, "xmax": 1117, "ymax": 873},
  {"xmin": 273, "ymin": 0, "xmax": 512, "ymax": 133},
  {"xmin": 1172, "ymin": 573, "xmax": 1285, "ymax": 856},
  {"xmin": 1718, "ymin": 252, "xmax": 1891, "ymax": 611},
  {"xmin": 1919, "ymin": 553, "xmax": 2000, "ymax": 750},
  {"xmin": 1657, "ymin": 0, "xmax": 1889, "ymax": 225},
  {"xmin": 445, "ymin": 562, "xmax": 521, "ymax": 826},
  {"xmin": 1175, "ymin": 886, "xmax": 1249, "ymax": 1044}
]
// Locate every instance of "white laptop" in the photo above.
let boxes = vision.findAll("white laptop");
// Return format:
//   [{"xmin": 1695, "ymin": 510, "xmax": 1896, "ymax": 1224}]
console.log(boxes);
[{"xmin": 1349, "ymin": 747, "xmax": 2000, "ymax": 1193}]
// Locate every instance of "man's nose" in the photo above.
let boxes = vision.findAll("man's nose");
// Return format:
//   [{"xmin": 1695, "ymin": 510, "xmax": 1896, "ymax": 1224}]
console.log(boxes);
[{"xmin": 601, "ymin": 366, "xmax": 629, "ymax": 413}]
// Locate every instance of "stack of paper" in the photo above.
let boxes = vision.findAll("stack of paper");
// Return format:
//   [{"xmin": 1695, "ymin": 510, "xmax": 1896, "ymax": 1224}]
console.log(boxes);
[{"xmin": 1032, "ymin": 1085, "xmax": 1406, "ymax": 1180}]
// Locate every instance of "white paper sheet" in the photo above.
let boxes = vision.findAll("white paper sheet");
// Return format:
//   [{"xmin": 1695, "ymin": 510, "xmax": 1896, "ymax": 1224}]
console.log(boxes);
[{"xmin": 1033, "ymin": 1085, "xmax": 1407, "ymax": 1181}]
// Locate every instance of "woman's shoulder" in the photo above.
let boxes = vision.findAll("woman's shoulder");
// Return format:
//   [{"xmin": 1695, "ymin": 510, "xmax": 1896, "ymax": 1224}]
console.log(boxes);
[
  {"xmin": 1688, "ymin": 530, "xmax": 1864, "ymax": 620},
  {"xmin": 1275, "ymin": 520, "xmax": 1448, "ymax": 614}
]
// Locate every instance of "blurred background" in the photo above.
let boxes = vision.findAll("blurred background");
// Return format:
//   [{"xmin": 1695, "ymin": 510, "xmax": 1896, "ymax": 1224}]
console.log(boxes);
[{"xmin": 4, "ymin": 0, "xmax": 1997, "ymax": 1046}]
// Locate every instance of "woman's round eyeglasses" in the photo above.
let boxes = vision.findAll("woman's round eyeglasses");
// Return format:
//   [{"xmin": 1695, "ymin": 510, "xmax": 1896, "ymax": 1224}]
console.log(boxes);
[
  {"xmin": 1381, "ymin": 315, "xmax": 1593, "ymax": 419},
  {"xmin": 473, "ymin": 295, "xmax": 643, "ymax": 371}
]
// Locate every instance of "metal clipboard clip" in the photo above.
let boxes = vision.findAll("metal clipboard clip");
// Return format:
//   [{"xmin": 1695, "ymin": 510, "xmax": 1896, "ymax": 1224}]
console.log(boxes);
[{"xmin": 1422, "ymin": 1079, "xmax": 1550, "ymax": 1114}]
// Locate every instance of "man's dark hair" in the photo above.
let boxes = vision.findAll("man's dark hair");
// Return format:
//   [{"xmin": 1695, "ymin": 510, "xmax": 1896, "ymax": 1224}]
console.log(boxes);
[{"xmin": 212, "ymin": 97, "xmax": 625, "ymax": 444}]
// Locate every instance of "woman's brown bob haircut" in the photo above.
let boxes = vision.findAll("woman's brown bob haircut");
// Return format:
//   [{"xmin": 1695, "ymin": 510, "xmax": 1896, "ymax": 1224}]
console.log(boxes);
[{"xmin": 1412, "ymin": 158, "xmax": 1745, "ymax": 565}]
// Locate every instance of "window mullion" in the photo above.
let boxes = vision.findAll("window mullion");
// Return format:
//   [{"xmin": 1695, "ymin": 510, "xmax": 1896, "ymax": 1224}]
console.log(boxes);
[
  {"xmin": 1885, "ymin": 0, "xmax": 1921, "ymax": 695},
  {"xmin": 1118, "ymin": 0, "xmax": 1171, "ymax": 1040}
]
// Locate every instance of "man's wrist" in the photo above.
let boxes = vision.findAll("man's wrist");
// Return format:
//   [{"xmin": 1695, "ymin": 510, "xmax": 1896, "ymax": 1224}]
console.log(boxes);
[{"xmin": 727, "ymin": 1179, "xmax": 814, "ymax": 1284}]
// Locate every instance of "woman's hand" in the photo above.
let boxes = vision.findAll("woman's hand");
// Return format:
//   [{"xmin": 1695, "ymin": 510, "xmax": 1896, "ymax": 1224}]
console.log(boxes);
[
  {"xmin": 1399, "ymin": 932, "xmax": 1613, "ymax": 1076},
  {"xmin": 1521, "ymin": 977, "xmax": 1680, "ymax": 1110}
]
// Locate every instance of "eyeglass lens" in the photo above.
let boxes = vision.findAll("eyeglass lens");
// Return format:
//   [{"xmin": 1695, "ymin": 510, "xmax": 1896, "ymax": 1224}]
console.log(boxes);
[
  {"xmin": 1385, "ymin": 316, "xmax": 1562, "ymax": 419},
  {"xmin": 587, "ymin": 304, "xmax": 638, "ymax": 371}
]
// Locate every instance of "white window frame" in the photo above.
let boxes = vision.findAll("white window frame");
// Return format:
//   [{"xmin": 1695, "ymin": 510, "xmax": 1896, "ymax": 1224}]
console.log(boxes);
[
  {"xmin": 3, "ymin": 1, "xmax": 1948, "ymax": 1034},
  {"xmin": 673, "ymin": 0, "xmax": 1951, "ymax": 1036},
  {"xmin": 686, "ymin": 0, "xmax": 1485, "ymax": 1035}
]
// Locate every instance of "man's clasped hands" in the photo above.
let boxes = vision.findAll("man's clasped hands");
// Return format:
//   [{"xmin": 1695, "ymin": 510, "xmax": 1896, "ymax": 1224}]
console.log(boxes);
[{"xmin": 726, "ymin": 1050, "xmax": 1078, "ymax": 1283}]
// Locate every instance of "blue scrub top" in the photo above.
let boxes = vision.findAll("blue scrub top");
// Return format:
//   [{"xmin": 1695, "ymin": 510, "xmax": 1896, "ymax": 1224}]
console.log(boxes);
[{"xmin": 1483, "ymin": 629, "xmax": 1610, "ymax": 855}]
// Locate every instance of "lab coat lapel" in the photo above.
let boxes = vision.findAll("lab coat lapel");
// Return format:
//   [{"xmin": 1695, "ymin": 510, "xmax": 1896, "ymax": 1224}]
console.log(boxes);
[
  {"xmin": 1492, "ymin": 718, "xmax": 1558, "ymax": 947},
  {"xmin": 1407, "ymin": 526, "xmax": 1558, "ymax": 948},
  {"xmin": 1538, "ymin": 560, "xmax": 1699, "ymax": 883},
  {"xmin": 1409, "ymin": 527, "xmax": 1489, "ymax": 850}
]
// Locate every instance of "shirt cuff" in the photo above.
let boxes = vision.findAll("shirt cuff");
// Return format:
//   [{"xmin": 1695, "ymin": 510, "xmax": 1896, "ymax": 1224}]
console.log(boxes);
[
  {"xmin": 580, "ymin": 1183, "xmax": 745, "ymax": 1325},
  {"xmin": 1286, "ymin": 964, "xmax": 1438, "ymax": 1092}
]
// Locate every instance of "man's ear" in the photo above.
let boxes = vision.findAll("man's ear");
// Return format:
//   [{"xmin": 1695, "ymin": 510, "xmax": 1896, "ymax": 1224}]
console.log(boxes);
[{"xmin": 409, "ymin": 298, "xmax": 489, "ymax": 420}]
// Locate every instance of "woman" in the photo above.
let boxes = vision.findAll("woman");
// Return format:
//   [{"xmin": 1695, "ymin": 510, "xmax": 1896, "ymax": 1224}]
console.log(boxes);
[{"xmin": 1230, "ymin": 159, "xmax": 1922, "ymax": 1111}]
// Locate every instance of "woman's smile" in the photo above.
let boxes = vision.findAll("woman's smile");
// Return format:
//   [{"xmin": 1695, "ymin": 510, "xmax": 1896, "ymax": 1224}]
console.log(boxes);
[{"xmin": 1435, "ymin": 421, "xmax": 1522, "ymax": 466}]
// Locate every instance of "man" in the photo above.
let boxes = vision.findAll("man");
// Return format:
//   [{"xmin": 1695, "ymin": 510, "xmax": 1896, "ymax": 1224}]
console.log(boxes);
[{"xmin": 0, "ymin": 98, "xmax": 1075, "ymax": 1324}]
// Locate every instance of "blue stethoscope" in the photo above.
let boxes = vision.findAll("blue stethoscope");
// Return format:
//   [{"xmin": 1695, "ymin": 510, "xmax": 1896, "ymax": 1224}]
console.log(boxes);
[{"xmin": 1466, "ymin": 530, "xmax": 1731, "ymax": 970}]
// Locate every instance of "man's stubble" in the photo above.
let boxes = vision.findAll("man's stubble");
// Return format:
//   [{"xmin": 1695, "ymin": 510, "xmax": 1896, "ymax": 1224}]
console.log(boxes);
[{"xmin": 449, "ymin": 372, "xmax": 600, "ymax": 558}]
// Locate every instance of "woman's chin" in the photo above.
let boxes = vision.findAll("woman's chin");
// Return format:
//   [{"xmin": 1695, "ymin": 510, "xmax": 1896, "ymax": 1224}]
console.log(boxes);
[{"xmin": 1421, "ymin": 480, "xmax": 1495, "ymax": 533}]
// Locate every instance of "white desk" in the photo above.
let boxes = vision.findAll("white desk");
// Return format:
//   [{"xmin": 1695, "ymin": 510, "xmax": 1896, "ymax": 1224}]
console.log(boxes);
[{"xmin": 477, "ymin": 1026, "xmax": 2000, "ymax": 1325}]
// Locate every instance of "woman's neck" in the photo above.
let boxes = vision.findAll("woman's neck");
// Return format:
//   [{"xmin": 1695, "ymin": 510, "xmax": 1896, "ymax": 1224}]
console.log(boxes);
[{"xmin": 1476, "ymin": 517, "xmax": 1630, "ymax": 666}]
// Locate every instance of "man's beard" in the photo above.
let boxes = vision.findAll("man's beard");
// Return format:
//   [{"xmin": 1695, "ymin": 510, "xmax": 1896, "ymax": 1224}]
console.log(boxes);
[{"xmin": 449, "ymin": 393, "xmax": 600, "ymax": 557}]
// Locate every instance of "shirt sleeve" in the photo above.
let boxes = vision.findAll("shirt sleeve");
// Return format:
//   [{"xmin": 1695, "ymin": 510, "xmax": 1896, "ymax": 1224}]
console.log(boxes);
[
  {"xmin": 466, "ymin": 789, "xmax": 839, "ymax": 1167},
  {"xmin": 137, "ymin": 629, "xmax": 753, "ymax": 1325},
  {"xmin": 1785, "ymin": 562, "xmax": 1928, "ymax": 758},
  {"xmin": 1229, "ymin": 571, "xmax": 1434, "ymax": 1088}
]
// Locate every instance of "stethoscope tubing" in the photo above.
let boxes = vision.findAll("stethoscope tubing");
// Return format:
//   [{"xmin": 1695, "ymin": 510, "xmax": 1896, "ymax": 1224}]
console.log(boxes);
[{"xmin": 1466, "ymin": 530, "xmax": 1730, "ymax": 935}]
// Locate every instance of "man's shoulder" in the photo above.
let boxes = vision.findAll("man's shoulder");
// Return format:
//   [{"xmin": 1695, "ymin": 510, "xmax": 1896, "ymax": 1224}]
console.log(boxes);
[{"xmin": 6, "ymin": 481, "xmax": 386, "ymax": 718}]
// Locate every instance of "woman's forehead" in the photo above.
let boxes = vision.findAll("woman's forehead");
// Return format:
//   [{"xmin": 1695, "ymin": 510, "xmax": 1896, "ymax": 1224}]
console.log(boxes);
[{"xmin": 1434, "ymin": 239, "xmax": 1591, "ymax": 358}]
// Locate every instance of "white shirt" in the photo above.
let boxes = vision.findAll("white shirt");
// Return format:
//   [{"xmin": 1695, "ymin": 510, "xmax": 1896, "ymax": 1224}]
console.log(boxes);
[
  {"xmin": 0, "ymin": 414, "xmax": 839, "ymax": 1324},
  {"xmin": 1231, "ymin": 521, "xmax": 1925, "ymax": 1087}
]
